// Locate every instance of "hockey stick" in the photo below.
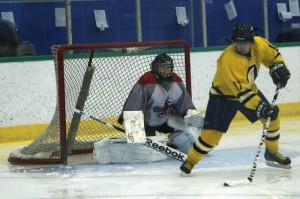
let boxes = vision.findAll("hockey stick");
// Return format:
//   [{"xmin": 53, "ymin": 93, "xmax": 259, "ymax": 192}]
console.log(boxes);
[
  {"xmin": 74, "ymin": 109, "xmax": 187, "ymax": 162},
  {"xmin": 224, "ymin": 87, "xmax": 280, "ymax": 187}
]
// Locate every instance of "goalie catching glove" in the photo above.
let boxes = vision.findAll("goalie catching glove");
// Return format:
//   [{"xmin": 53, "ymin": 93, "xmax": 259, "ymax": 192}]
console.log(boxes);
[
  {"xmin": 269, "ymin": 61, "xmax": 290, "ymax": 88},
  {"xmin": 184, "ymin": 109, "xmax": 205, "ymax": 128}
]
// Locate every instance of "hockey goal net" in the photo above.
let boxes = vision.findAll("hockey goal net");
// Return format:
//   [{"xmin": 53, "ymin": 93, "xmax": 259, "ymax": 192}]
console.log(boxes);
[{"xmin": 8, "ymin": 40, "xmax": 191, "ymax": 164}]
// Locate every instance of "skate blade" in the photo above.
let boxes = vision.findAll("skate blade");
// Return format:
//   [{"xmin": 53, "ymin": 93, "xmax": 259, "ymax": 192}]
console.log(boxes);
[
  {"xmin": 266, "ymin": 160, "xmax": 291, "ymax": 169},
  {"xmin": 180, "ymin": 171, "xmax": 191, "ymax": 177}
]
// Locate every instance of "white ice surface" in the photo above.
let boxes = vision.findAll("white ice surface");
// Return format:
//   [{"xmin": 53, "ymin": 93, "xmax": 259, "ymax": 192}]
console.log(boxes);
[{"xmin": 1, "ymin": 119, "xmax": 299, "ymax": 199}]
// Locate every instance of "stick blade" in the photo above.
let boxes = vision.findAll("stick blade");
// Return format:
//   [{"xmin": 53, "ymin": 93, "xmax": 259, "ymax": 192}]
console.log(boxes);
[{"xmin": 223, "ymin": 178, "xmax": 251, "ymax": 187}]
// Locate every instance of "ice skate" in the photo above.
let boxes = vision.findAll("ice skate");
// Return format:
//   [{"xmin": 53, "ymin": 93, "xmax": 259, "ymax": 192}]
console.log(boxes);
[
  {"xmin": 264, "ymin": 148, "xmax": 291, "ymax": 169},
  {"xmin": 180, "ymin": 160, "xmax": 194, "ymax": 176}
]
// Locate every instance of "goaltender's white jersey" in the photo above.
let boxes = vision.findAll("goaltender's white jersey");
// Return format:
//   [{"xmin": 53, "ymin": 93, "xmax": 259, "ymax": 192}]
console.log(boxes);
[{"xmin": 118, "ymin": 71, "xmax": 195, "ymax": 127}]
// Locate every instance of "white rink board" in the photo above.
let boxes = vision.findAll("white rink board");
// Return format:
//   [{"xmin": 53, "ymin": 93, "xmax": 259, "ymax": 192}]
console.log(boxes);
[{"xmin": 0, "ymin": 46, "xmax": 299, "ymax": 127}]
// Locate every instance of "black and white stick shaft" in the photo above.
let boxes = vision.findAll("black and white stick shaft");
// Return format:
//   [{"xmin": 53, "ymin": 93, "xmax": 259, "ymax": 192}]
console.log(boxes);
[
  {"xmin": 224, "ymin": 87, "xmax": 280, "ymax": 187},
  {"xmin": 74, "ymin": 109, "xmax": 125, "ymax": 133}
]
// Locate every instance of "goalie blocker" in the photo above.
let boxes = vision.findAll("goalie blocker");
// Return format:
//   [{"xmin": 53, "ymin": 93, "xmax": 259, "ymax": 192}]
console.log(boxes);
[
  {"xmin": 123, "ymin": 111, "xmax": 146, "ymax": 144},
  {"xmin": 94, "ymin": 136, "xmax": 187, "ymax": 164}
]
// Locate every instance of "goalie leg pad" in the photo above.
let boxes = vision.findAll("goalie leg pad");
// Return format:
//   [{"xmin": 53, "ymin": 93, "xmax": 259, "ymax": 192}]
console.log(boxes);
[
  {"xmin": 93, "ymin": 136, "xmax": 168, "ymax": 164},
  {"xmin": 167, "ymin": 114, "xmax": 186, "ymax": 131},
  {"xmin": 168, "ymin": 131, "xmax": 195, "ymax": 154},
  {"xmin": 167, "ymin": 114, "xmax": 201, "ymax": 139},
  {"xmin": 184, "ymin": 109, "xmax": 205, "ymax": 128}
]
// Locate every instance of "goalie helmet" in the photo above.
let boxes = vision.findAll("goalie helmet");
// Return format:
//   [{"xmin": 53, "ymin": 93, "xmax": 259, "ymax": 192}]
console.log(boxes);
[
  {"xmin": 151, "ymin": 53, "xmax": 174, "ymax": 81},
  {"xmin": 231, "ymin": 23, "xmax": 255, "ymax": 43}
]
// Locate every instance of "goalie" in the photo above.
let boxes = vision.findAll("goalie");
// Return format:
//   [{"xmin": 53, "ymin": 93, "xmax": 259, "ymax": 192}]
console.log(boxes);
[{"xmin": 118, "ymin": 53, "xmax": 205, "ymax": 154}]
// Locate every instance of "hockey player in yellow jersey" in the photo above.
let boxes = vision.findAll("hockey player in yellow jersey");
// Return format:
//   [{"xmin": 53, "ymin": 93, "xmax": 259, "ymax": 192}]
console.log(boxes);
[{"xmin": 180, "ymin": 23, "xmax": 291, "ymax": 174}]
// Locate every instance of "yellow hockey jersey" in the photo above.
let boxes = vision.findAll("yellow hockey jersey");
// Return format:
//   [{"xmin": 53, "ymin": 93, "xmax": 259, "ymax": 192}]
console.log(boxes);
[{"xmin": 210, "ymin": 36, "xmax": 286, "ymax": 110}]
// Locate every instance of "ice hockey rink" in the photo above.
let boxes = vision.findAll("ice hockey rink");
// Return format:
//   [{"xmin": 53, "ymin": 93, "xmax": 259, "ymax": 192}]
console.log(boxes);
[{"xmin": 0, "ymin": 117, "xmax": 299, "ymax": 199}]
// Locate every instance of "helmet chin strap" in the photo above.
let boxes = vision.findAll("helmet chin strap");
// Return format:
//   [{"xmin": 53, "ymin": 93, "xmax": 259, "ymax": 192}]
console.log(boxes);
[
  {"xmin": 155, "ymin": 73, "xmax": 173, "ymax": 82},
  {"xmin": 160, "ymin": 75, "xmax": 172, "ymax": 81},
  {"xmin": 159, "ymin": 72, "xmax": 172, "ymax": 78}
]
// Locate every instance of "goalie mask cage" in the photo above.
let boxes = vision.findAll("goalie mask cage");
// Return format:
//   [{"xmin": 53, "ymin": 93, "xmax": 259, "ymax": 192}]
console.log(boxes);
[{"xmin": 8, "ymin": 40, "xmax": 191, "ymax": 165}]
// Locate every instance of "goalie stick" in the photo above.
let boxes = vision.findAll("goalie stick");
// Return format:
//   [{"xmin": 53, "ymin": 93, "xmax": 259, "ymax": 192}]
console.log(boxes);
[
  {"xmin": 74, "ymin": 109, "xmax": 187, "ymax": 162},
  {"xmin": 224, "ymin": 87, "xmax": 280, "ymax": 187}
]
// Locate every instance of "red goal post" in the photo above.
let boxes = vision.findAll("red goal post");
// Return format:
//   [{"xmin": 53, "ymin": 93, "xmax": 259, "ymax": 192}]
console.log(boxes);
[{"xmin": 8, "ymin": 40, "xmax": 191, "ymax": 165}]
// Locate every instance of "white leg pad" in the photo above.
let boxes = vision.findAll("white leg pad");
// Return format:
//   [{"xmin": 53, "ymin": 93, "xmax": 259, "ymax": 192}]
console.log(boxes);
[
  {"xmin": 93, "ymin": 136, "xmax": 168, "ymax": 164},
  {"xmin": 168, "ymin": 131, "xmax": 195, "ymax": 154},
  {"xmin": 167, "ymin": 114, "xmax": 186, "ymax": 131},
  {"xmin": 167, "ymin": 114, "xmax": 201, "ymax": 139},
  {"xmin": 167, "ymin": 114, "xmax": 202, "ymax": 150}
]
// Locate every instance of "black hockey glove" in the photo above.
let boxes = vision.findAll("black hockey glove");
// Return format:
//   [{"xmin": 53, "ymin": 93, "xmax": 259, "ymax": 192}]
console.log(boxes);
[
  {"xmin": 256, "ymin": 101, "xmax": 279, "ymax": 120},
  {"xmin": 269, "ymin": 61, "xmax": 291, "ymax": 88}
]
